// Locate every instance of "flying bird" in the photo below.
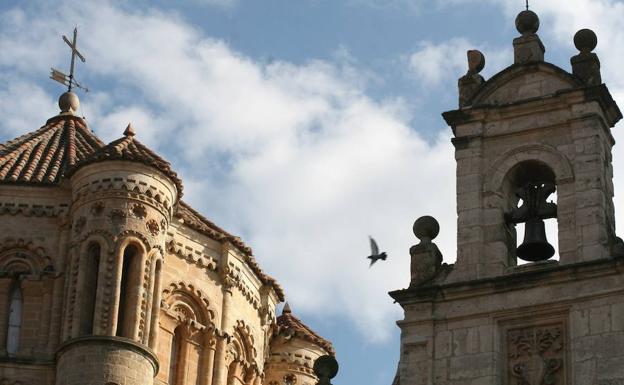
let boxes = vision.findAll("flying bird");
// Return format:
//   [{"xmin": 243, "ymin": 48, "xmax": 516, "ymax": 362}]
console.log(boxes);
[{"xmin": 367, "ymin": 236, "xmax": 387, "ymax": 267}]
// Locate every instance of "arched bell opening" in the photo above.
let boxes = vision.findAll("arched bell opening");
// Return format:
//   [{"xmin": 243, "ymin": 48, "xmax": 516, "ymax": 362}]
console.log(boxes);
[{"xmin": 503, "ymin": 160, "xmax": 559, "ymax": 264}]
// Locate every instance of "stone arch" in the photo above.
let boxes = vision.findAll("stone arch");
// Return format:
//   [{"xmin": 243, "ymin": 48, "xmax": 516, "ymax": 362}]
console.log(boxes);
[
  {"xmin": 116, "ymin": 230, "xmax": 151, "ymax": 253},
  {"xmin": 471, "ymin": 62, "xmax": 581, "ymax": 106},
  {"xmin": 0, "ymin": 238, "xmax": 52, "ymax": 275},
  {"xmin": 160, "ymin": 282, "xmax": 217, "ymax": 385},
  {"xmin": 161, "ymin": 281, "xmax": 217, "ymax": 327},
  {"xmin": 75, "ymin": 229, "xmax": 115, "ymax": 252},
  {"xmin": 486, "ymin": 143, "xmax": 574, "ymax": 194},
  {"xmin": 227, "ymin": 320, "xmax": 259, "ymax": 380}
]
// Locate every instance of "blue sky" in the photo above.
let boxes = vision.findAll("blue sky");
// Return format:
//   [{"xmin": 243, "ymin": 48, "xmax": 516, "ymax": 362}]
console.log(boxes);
[{"xmin": 2, "ymin": 1, "xmax": 624, "ymax": 384}]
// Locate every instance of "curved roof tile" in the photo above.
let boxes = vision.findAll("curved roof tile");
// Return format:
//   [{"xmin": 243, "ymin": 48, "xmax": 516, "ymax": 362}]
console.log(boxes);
[
  {"xmin": 0, "ymin": 115, "xmax": 104, "ymax": 184},
  {"xmin": 68, "ymin": 126, "xmax": 184, "ymax": 198},
  {"xmin": 274, "ymin": 304, "xmax": 335, "ymax": 355}
]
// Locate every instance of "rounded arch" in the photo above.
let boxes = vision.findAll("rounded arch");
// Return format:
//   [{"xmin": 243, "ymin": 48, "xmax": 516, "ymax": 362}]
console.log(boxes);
[
  {"xmin": 486, "ymin": 143, "xmax": 574, "ymax": 194},
  {"xmin": 116, "ymin": 231, "xmax": 150, "ymax": 254},
  {"xmin": 231, "ymin": 320, "xmax": 258, "ymax": 364},
  {"xmin": 161, "ymin": 281, "xmax": 217, "ymax": 328},
  {"xmin": 471, "ymin": 62, "xmax": 582, "ymax": 106},
  {"xmin": 78, "ymin": 233, "xmax": 112, "ymax": 259},
  {"xmin": 74, "ymin": 229, "xmax": 115, "ymax": 249},
  {"xmin": 0, "ymin": 238, "xmax": 52, "ymax": 275}
]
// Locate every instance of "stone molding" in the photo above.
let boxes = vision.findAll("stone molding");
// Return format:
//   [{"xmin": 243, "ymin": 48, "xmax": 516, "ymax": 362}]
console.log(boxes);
[
  {"xmin": 0, "ymin": 202, "xmax": 67, "ymax": 218},
  {"xmin": 390, "ymin": 256, "xmax": 623, "ymax": 305},
  {"xmin": 166, "ymin": 240, "xmax": 218, "ymax": 271},
  {"xmin": 71, "ymin": 176, "xmax": 173, "ymax": 219}
]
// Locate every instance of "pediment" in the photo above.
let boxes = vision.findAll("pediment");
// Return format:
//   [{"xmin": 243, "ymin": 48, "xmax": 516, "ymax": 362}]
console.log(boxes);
[{"xmin": 471, "ymin": 62, "xmax": 582, "ymax": 106}]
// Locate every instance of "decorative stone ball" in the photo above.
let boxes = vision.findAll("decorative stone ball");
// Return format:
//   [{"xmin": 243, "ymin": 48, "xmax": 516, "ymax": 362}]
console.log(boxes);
[
  {"xmin": 515, "ymin": 10, "xmax": 540, "ymax": 35},
  {"xmin": 59, "ymin": 91, "xmax": 80, "ymax": 113},
  {"xmin": 413, "ymin": 215, "xmax": 440, "ymax": 242},
  {"xmin": 574, "ymin": 28, "xmax": 598, "ymax": 53},
  {"xmin": 313, "ymin": 355, "xmax": 339, "ymax": 380}
]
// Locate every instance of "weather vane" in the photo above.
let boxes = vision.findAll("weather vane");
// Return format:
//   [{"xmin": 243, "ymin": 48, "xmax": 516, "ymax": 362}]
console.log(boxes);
[
  {"xmin": 50, "ymin": 27, "xmax": 89, "ymax": 93},
  {"xmin": 526, "ymin": 0, "xmax": 529, "ymax": 10}
]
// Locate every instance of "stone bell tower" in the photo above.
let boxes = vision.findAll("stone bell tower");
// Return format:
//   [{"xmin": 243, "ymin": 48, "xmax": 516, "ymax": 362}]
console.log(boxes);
[{"xmin": 391, "ymin": 9, "xmax": 624, "ymax": 385}]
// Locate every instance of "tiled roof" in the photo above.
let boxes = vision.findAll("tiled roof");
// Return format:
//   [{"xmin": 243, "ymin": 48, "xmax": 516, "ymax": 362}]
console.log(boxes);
[
  {"xmin": 68, "ymin": 124, "xmax": 184, "ymax": 198},
  {"xmin": 176, "ymin": 201, "xmax": 286, "ymax": 301},
  {"xmin": 275, "ymin": 303, "xmax": 335, "ymax": 355},
  {"xmin": 0, "ymin": 115, "xmax": 104, "ymax": 184}
]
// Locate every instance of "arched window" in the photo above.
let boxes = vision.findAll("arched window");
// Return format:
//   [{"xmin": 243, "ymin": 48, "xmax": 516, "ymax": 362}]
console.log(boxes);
[
  {"xmin": 79, "ymin": 243, "xmax": 100, "ymax": 336},
  {"xmin": 158, "ymin": 283, "xmax": 217, "ymax": 385},
  {"xmin": 116, "ymin": 245, "xmax": 142, "ymax": 338},
  {"xmin": 6, "ymin": 280, "xmax": 22, "ymax": 355},
  {"xmin": 168, "ymin": 326, "xmax": 183, "ymax": 385},
  {"xmin": 504, "ymin": 160, "xmax": 558, "ymax": 264}
]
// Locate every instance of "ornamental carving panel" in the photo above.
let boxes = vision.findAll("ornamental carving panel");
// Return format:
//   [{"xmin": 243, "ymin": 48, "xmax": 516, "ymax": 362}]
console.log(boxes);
[{"xmin": 507, "ymin": 323, "xmax": 565, "ymax": 385}]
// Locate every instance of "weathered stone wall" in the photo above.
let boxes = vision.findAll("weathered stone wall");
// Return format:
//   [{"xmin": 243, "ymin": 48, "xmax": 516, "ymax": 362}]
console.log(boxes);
[
  {"xmin": 55, "ymin": 337, "xmax": 157, "ymax": 385},
  {"xmin": 395, "ymin": 259, "xmax": 624, "ymax": 385}
]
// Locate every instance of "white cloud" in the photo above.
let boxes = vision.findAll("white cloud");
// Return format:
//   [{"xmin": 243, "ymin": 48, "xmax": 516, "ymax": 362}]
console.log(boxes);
[
  {"xmin": 5, "ymin": 0, "xmax": 624, "ymax": 346},
  {"xmin": 407, "ymin": 38, "xmax": 511, "ymax": 88},
  {"xmin": 0, "ymin": 0, "xmax": 457, "ymax": 342}
]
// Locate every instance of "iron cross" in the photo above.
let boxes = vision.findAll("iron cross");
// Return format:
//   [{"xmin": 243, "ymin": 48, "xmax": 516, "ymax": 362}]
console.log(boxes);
[{"xmin": 62, "ymin": 27, "xmax": 86, "ymax": 92}]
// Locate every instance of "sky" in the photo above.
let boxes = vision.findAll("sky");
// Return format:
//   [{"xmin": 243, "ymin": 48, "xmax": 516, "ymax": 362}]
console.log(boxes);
[{"xmin": 2, "ymin": 0, "xmax": 624, "ymax": 384}]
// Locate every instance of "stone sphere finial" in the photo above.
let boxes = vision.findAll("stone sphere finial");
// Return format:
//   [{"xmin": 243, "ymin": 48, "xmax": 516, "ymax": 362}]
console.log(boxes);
[
  {"xmin": 58, "ymin": 91, "xmax": 80, "ymax": 114},
  {"xmin": 574, "ymin": 28, "xmax": 598, "ymax": 53},
  {"xmin": 467, "ymin": 50, "xmax": 485, "ymax": 75},
  {"xmin": 515, "ymin": 10, "xmax": 540, "ymax": 35},
  {"xmin": 313, "ymin": 355, "xmax": 339, "ymax": 385},
  {"xmin": 413, "ymin": 216, "xmax": 440, "ymax": 244}
]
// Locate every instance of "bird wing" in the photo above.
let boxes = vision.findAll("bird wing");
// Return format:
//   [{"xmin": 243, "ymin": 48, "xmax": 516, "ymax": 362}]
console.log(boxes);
[{"xmin": 369, "ymin": 236, "xmax": 379, "ymax": 255}]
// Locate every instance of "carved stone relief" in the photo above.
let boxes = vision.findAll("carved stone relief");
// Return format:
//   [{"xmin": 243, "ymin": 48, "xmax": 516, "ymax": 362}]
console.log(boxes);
[
  {"xmin": 146, "ymin": 219, "xmax": 159, "ymax": 236},
  {"xmin": 90, "ymin": 202, "xmax": 105, "ymax": 216},
  {"xmin": 131, "ymin": 203, "xmax": 147, "ymax": 219},
  {"xmin": 507, "ymin": 323, "xmax": 565, "ymax": 385}
]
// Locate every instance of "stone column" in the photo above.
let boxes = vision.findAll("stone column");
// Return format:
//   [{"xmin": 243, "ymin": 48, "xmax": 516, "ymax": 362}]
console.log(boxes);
[
  {"xmin": 108, "ymin": 246, "xmax": 124, "ymax": 336},
  {"xmin": 148, "ymin": 260, "xmax": 163, "ymax": 349},
  {"xmin": 213, "ymin": 285, "xmax": 233, "ymax": 385},
  {"xmin": 199, "ymin": 331, "xmax": 217, "ymax": 385}
]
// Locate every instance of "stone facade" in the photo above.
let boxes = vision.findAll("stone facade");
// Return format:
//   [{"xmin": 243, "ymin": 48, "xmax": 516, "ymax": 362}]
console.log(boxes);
[
  {"xmin": 391, "ymin": 11, "xmax": 624, "ymax": 385},
  {"xmin": 0, "ymin": 95, "xmax": 333, "ymax": 384}
]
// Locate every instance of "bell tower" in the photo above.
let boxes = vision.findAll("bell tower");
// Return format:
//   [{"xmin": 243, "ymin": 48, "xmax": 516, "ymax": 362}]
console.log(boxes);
[
  {"xmin": 443, "ymin": 10, "xmax": 621, "ymax": 281},
  {"xmin": 391, "ymin": 8, "xmax": 624, "ymax": 385}
]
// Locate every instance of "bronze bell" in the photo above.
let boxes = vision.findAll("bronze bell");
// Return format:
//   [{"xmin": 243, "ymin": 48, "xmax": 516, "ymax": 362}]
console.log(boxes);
[{"xmin": 517, "ymin": 218, "xmax": 555, "ymax": 261}]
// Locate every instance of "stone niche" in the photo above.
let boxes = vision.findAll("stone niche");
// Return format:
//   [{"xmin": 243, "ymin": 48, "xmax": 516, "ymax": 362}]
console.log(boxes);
[{"xmin": 502, "ymin": 315, "xmax": 567, "ymax": 385}]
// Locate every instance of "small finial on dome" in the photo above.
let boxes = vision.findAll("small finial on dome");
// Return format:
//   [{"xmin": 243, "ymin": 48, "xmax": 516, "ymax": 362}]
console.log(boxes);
[
  {"xmin": 58, "ymin": 91, "xmax": 80, "ymax": 115},
  {"xmin": 123, "ymin": 123, "xmax": 136, "ymax": 137},
  {"xmin": 413, "ymin": 216, "xmax": 440, "ymax": 244},
  {"xmin": 574, "ymin": 28, "xmax": 598, "ymax": 53},
  {"xmin": 515, "ymin": 10, "xmax": 540, "ymax": 36},
  {"xmin": 282, "ymin": 302, "xmax": 292, "ymax": 314}
]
